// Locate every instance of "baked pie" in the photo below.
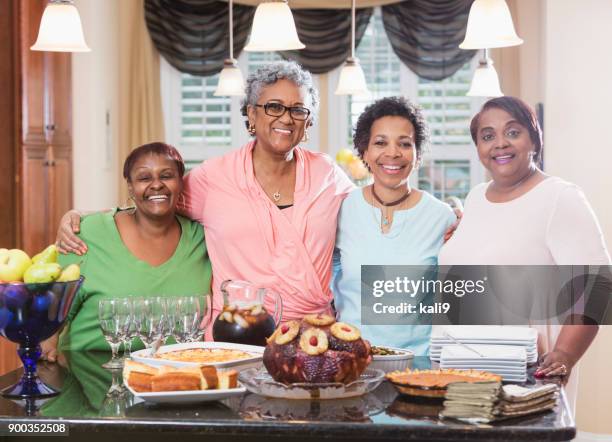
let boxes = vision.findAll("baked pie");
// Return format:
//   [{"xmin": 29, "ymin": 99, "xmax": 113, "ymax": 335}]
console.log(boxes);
[
  {"xmin": 155, "ymin": 348, "xmax": 255, "ymax": 364},
  {"xmin": 386, "ymin": 369, "xmax": 502, "ymax": 398}
]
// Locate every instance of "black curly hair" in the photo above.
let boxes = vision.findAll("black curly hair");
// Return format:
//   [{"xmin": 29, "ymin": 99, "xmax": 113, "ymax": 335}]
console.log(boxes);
[{"xmin": 353, "ymin": 96, "xmax": 429, "ymax": 161}]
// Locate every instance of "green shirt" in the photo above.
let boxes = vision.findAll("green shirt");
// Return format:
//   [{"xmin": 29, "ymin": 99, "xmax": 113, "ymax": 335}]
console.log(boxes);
[{"xmin": 58, "ymin": 209, "xmax": 212, "ymax": 351}]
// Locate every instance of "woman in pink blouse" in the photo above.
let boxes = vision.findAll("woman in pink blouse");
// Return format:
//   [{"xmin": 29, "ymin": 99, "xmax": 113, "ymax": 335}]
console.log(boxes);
[{"xmin": 56, "ymin": 61, "xmax": 354, "ymax": 322}]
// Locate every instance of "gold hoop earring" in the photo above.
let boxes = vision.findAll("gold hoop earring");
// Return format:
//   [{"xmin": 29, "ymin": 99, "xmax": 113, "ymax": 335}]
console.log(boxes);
[
  {"xmin": 248, "ymin": 122, "xmax": 256, "ymax": 136},
  {"xmin": 177, "ymin": 192, "xmax": 186, "ymax": 208},
  {"xmin": 301, "ymin": 129, "xmax": 309, "ymax": 143}
]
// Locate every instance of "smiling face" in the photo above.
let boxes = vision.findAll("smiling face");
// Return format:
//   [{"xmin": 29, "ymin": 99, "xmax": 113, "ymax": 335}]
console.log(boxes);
[
  {"xmin": 475, "ymin": 107, "xmax": 537, "ymax": 185},
  {"xmin": 127, "ymin": 153, "xmax": 183, "ymax": 219},
  {"xmin": 363, "ymin": 116, "xmax": 418, "ymax": 190},
  {"xmin": 247, "ymin": 79, "xmax": 311, "ymax": 155}
]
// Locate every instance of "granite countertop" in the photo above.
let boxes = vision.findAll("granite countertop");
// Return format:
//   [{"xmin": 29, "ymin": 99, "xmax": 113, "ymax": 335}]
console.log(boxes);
[{"xmin": 0, "ymin": 352, "xmax": 575, "ymax": 442}]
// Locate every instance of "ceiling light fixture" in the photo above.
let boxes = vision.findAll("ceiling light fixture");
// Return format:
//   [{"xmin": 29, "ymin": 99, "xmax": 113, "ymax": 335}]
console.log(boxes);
[
  {"xmin": 335, "ymin": 0, "xmax": 369, "ymax": 96},
  {"xmin": 214, "ymin": 0, "xmax": 245, "ymax": 96},
  {"xmin": 31, "ymin": 0, "xmax": 90, "ymax": 52},
  {"xmin": 244, "ymin": 1, "xmax": 305, "ymax": 52},
  {"xmin": 466, "ymin": 49, "xmax": 503, "ymax": 97},
  {"xmin": 460, "ymin": 0, "xmax": 523, "ymax": 49}
]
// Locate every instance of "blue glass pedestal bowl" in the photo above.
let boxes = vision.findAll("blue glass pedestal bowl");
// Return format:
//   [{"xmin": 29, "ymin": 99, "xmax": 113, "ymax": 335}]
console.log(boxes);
[{"xmin": 0, "ymin": 277, "xmax": 84, "ymax": 398}]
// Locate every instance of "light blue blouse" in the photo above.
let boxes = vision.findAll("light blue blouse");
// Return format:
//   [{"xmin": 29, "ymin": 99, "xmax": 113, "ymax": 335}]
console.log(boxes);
[{"xmin": 332, "ymin": 189, "xmax": 456, "ymax": 356}]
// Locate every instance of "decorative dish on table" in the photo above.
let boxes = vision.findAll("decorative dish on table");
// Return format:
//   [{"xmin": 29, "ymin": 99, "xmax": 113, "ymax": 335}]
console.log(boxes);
[
  {"xmin": 123, "ymin": 360, "xmax": 245, "ymax": 404},
  {"xmin": 369, "ymin": 346, "xmax": 414, "ymax": 373},
  {"xmin": 130, "ymin": 341, "xmax": 263, "ymax": 371},
  {"xmin": 240, "ymin": 314, "xmax": 385, "ymax": 399},
  {"xmin": 238, "ymin": 367, "xmax": 385, "ymax": 400},
  {"xmin": 386, "ymin": 368, "xmax": 502, "ymax": 400}
]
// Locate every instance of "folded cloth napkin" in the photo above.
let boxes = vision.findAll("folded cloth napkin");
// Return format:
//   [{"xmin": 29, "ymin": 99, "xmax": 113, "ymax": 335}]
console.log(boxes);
[
  {"xmin": 502, "ymin": 384, "xmax": 559, "ymax": 402},
  {"xmin": 441, "ymin": 382, "xmax": 559, "ymax": 423}
]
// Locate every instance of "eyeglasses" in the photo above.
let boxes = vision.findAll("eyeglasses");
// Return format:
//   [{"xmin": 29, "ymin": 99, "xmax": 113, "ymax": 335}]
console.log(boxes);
[{"xmin": 254, "ymin": 102, "xmax": 311, "ymax": 121}]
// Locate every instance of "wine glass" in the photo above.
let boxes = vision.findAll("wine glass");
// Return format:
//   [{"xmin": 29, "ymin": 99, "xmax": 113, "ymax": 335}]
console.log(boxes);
[
  {"xmin": 190, "ymin": 294, "xmax": 213, "ymax": 342},
  {"xmin": 122, "ymin": 297, "xmax": 142, "ymax": 358},
  {"xmin": 173, "ymin": 296, "xmax": 200, "ymax": 343},
  {"xmin": 163, "ymin": 296, "xmax": 177, "ymax": 344},
  {"xmin": 137, "ymin": 297, "xmax": 166, "ymax": 351},
  {"xmin": 98, "ymin": 298, "xmax": 131, "ymax": 369}
]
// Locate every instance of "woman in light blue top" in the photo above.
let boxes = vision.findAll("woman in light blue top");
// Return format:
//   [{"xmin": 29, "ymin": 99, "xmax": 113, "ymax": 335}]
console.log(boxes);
[{"xmin": 333, "ymin": 97, "xmax": 456, "ymax": 356}]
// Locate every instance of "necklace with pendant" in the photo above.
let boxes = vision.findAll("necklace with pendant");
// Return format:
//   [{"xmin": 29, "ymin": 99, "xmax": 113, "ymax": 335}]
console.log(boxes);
[
  {"xmin": 272, "ymin": 190, "xmax": 281, "ymax": 202},
  {"xmin": 370, "ymin": 185, "xmax": 411, "ymax": 233}
]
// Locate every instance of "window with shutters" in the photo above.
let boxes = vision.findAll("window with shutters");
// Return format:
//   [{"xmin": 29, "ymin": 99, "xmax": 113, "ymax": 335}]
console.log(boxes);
[{"xmin": 161, "ymin": 7, "xmax": 484, "ymax": 196}]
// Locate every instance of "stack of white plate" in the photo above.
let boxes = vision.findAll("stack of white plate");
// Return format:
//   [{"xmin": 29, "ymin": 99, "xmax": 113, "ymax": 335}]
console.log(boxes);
[
  {"xmin": 430, "ymin": 326, "xmax": 538, "ymax": 364},
  {"xmin": 440, "ymin": 344, "xmax": 527, "ymax": 383}
]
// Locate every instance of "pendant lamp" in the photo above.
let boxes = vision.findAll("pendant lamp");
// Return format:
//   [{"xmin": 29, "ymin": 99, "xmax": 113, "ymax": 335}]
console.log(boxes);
[
  {"xmin": 466, "ymin": 50, "xmax": 503, "ymax": 97},
  {"xmin": 31, "ymin": 0, "xmax": 90, "ymax": 52},
  {"xmin": 335, "ymin": 0, "xmax": 369, "ymax": 96},
  {"xmin": 214, "ymin": 0, "xmax": 245, "ymax": 96},
  {"xmin": 244, "ymin": 1, "xmax": 305, "ymax": 52},
  {"xmin": 460, "ymin": 0, "xmax": 523, "ymax": 49}
]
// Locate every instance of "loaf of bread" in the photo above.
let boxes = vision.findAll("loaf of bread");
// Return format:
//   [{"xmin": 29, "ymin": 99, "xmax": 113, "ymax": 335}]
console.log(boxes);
[
  {"xmin": 124, "ymin": 361, "xmax": 239, "ymax": 392},
  {"xmin": 151, "ymin": 371, "xmax": 202, "ymax": 392},
  {"xmin": 218, "ymin": 370, "xmax": 238, "ymax": 389},
  {"xmin": 123, "ymin": 360, "xmax": 159, "ymax": 392}
]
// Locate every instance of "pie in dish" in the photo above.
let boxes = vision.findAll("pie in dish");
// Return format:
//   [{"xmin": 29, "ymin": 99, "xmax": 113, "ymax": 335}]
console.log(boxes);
[
  {"xmin": 155, "ymin": 348, "xmax": 255, "ymax": 364},
  {"xmin": 386, "ymin": 369, "xmax": 502, "ymax": 398}
]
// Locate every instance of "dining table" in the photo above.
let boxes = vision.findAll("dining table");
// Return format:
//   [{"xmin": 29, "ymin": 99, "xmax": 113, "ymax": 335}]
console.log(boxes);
[{"xmin": 0, "ymin": 352, "xmax": 576, "ymax": 442}]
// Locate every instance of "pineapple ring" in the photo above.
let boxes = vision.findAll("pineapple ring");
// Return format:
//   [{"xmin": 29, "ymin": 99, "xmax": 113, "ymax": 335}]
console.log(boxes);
[
  {"xmin": 330, "ymin": 322, "xmax": 361, "ymax": 341},
  {"xmin": 274, "ymin": 320, "xmax": 300, "ymax": 345},
  {"xmin": 299, "ymin": 328, "xmax": 329, "ymax": 355},
  {"xmin": 303, "ymin": 313, "xmax": 335, "ymax": 327}
]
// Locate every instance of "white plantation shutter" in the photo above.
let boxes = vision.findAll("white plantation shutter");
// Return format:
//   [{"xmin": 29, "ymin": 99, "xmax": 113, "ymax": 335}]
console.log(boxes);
[{"xmin": 180, "ymin": 74, "xmax": 232, "ymax": 147}]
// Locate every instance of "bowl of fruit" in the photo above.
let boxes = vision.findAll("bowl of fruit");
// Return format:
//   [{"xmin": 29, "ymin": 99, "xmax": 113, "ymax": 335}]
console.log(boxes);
[{"xmin": 0, "ymin": 245, "xmax": 83, "ymax": 398}]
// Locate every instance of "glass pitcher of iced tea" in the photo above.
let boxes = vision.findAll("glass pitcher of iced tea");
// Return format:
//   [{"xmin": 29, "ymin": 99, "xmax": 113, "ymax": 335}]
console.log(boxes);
[{"xmin": 212, "ymin": 280, "xmax": 282, "ymax": 346}]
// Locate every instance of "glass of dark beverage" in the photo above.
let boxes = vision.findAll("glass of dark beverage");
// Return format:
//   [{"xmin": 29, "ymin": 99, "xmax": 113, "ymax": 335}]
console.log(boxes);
[{"xmin": 212, "ymin": 280, "xmax": 282, "ymax": 347}]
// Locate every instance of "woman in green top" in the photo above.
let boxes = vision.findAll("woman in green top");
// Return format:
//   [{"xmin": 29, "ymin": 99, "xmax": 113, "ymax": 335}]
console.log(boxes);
[{"xmin": 41, "ymin": 142, "xmax": 212, "ymax": 359}]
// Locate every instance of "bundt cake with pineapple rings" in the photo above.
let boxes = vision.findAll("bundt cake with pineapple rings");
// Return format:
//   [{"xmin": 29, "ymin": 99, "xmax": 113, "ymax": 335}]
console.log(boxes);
[{"xmin": 263, "ymin": 314, "xmax": 372, "ymax": 384}]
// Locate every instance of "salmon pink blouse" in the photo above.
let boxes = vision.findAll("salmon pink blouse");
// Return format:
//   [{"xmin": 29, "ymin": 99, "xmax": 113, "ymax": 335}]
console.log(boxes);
[{"xmin": 180, "ymin": 141, "xmax": 354, "ymax": 322}]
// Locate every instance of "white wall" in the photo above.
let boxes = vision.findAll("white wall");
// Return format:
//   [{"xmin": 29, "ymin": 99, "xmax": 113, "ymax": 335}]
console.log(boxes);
[
  {"xmin": 543, "ymin": 0, "xmax": 612, "ymax": 435},
  {"xmin": 71, "ymin": 0, "xmax": 120, "ymax": 210},
  {"xmin": 544, "ymin": 0, "xmax": 612, "ymax": 250}
]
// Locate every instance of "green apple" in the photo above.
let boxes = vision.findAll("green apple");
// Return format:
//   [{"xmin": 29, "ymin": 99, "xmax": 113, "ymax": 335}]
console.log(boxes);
[
  {"xmin": 0, "ymin": 248, "xmax": 32, "ymax": 282},
  {"xmin": 32, "ymin": 244, "xmax": 58, "ymax": 264},
  {"xmin": 23, "ymin": 263, "xmax": 61, "ymax": 284},
  {"xmin": 57, "ymin": 264, "xmax": 81, "ymax": 282}
]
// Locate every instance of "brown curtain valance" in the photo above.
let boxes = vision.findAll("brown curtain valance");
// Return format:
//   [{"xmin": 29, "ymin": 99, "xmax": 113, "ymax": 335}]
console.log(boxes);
[{"xmin": 145, "ymin": 0, "xmax": 476, "ymax": 79}]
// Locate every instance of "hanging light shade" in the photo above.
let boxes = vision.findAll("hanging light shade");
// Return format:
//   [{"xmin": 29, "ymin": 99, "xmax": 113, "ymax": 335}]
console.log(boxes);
[
  {"xmin": 459, "ymin": 0, "xmax": 523, "ymax": 49},
  {"xmin": 215, "ymin": 59, "xmax": 245, "ymax": 96},
  {"xmin": 335, "ymin": 57, "xmax": 369, "ymax": 96},
  {"xmin": 31, "ymin": 0, "xmax": 90, "ymax": 52},
  {"xmin": 467, "ymin": 57, "xmax": 503, "ymax": 97},
  {"xmin": 335, "ymin": 0, "xmax": 369, "ymax": 96},
  {"xmin": 244, "ymin": 1, "xmax": 305, "ymax": 52},
  {"xmin": 214, "ymin": 0, "xmax": 245, "ymax": 96}
]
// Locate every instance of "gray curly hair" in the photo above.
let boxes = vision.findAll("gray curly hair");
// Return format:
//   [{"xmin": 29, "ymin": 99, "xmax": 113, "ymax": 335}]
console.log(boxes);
[{"xmin": 240, "ymin": 60, "xmax": 319, "ymax": 124}]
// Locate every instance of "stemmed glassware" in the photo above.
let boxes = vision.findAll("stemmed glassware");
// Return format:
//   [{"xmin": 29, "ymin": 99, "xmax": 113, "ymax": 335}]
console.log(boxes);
[
  {"xmin": 98, "ymin": 298, "xmax": 132, "ymax": 369},
  {"xmin": 136, "ymin": 297, "xmax": 167, "ymax": 352},
  {"xmin": 122, "ymin": 297, "xmax": 142, "ymax": 359},
  {"xmin": 171, "ymin": 295, "xmax": 211, "ymax": 343},
  {"xmin": 191, "ymin": 294, "xmax": 213, "ymax": 342}
]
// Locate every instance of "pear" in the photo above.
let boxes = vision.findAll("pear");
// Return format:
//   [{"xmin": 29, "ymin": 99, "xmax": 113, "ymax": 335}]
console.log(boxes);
[
  {"xmin": 32, "ymin": 245, "xmax": 58, "ymax": 265},
  {"xmin": 23, "ymin": 263, "xmax": 61, "ymax": 284},
  {"xmin": 57, "ymin": 264, "xmax": 81, "ymax": 282}
]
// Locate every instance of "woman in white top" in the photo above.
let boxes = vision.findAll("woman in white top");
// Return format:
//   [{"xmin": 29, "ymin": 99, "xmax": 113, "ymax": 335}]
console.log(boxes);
[{"xmin": 438, "ymin": 96, "xmax": 611, "ymax": 410}]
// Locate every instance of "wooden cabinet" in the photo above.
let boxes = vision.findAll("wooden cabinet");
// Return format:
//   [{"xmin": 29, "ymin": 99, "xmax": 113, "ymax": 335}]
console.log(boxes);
[
  {"xmin": 19, "ymin": 0, "xmax": 73, "ymax": 256},
  {"xmin": 0, "ymin": 0, "xmax": 73, "ymax": 375}
]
